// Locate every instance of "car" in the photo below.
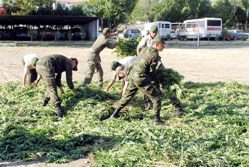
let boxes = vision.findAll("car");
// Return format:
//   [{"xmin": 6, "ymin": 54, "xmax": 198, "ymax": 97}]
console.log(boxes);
[
  {"xmin": 119, "ymin": 28, "xmax": 141, "ymax": 39},
  {"xmin": 225, "ymin": 33, "xmax": 235, "ymax": 41},
  {"xmin": 13, "ymin": 27, "xmax": 30, "ymax": 40},
  {"xmin": 39, "ymin": 28, "xmax": 55, "ymax": 40},
  {"xmin": 71, "ymin": 27, "xmax": 86, "ymax": 40}
]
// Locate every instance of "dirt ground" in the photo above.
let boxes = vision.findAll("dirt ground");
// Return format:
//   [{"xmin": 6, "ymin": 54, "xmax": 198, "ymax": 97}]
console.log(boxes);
[
  {"xmin": 1, "ymin": 44, "xmax": 249, "ymax": 167},
  {"xmin": 1, "ymin": 44, "xmax": 249, "ymax": 85}
]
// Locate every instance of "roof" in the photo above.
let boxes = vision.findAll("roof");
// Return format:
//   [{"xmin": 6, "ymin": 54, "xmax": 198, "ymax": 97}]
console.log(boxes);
[{"xmin": 0, "ymin": 15, "xmax": 98, "ymax": 26}]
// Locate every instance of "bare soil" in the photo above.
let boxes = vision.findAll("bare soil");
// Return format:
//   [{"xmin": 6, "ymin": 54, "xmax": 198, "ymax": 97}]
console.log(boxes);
[{"xmin": 1, "ymin": 44, "xmax": 249, "ymax": 166}]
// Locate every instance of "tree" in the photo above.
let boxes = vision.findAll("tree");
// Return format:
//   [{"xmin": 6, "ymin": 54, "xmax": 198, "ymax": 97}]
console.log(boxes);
[
  {"xmin": 212, "ymin": 0, "xmax": 234, "ymax": 28},
  {"xmin": 89, "ymin": 0, "xmax": 138, "ymax": 28},
  {"xmin": 70, "ymin": 5, "xmax": 85, "ymax": 16},
  {"xmin": 3, "ymin": 0, "xmax": 53, "ymax": 15},
  {"xmin": 183, "ymin": 0, "xmax": 212, "ymax": 19},
  {"xmin": 241, "ymin": 0, "xmax": 249, "ymax": 29}
]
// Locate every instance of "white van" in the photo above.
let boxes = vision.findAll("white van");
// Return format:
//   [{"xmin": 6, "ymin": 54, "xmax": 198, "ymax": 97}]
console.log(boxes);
[{"xmin": 143, "ymin": 21, "xmax": 171, "ymax": 38}]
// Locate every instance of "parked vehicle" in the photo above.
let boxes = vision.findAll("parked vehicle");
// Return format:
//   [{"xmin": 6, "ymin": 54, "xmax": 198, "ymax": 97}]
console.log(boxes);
[
  {"xmin": 13, "ymin": 27, "xmax": 30, "ymax": 40},
  {"xmin": 71, "ymin": 27, "xmax": 86, "ymax": 40},
  {"xmin": 225, "ymin": 33, "xmax": 235, "ymax": 41},
  {"xmin": 143, "ymin": 21, "xmax": 171, "ymax": 39},
  {"xmin": 119, "ymin": 28, "xmax": 141, "ymax": 39},
  {"xmin": 39, "ymin": 28, "xmax": 55, "ymax": 40},
  {"xmin": 183, "ymin": 17, "xmax": 222, "ymax": 39}
]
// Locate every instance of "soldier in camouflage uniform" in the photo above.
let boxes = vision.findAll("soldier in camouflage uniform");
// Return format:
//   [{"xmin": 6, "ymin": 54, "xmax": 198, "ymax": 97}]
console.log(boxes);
[
  {"xmin": 83, "ymin": 28, "xmax": 119, "ymax": 87},
  {"xmin": 136, "ymin": 24, "xmax": 158, "ymax": 56},
  {"xmin": 35, "ymin": 54, "xmax": 78, "ymax": 117},
  {"xmin": 110, "ymin": 36, "xmax": 167, "ymax": 125},
  {"xmin": 136, "ymin": 25, "xmax": 158, "ymax": 110}
]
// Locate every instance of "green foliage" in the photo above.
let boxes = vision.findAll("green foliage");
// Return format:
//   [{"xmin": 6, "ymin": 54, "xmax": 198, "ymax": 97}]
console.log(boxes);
[
  {"xmin": 89, "ymin": 0, "xmax": 138, "ymax": 28},
  {"xmin": 0, "ymin": 81, "xmax": 249, "ymax": 166},
  {"xmin": 54, "ymin": 31, "xmax": 61, "ymax": 41},
  {"xmin": 157, "ymin": 68, "xmax": 185, "ymax": 99},
  {"xmin": 221, "ymin": 29, "xmax": 228, "ymax": 40},
  {"xmin": 28, "ymin": 29, "xmax": 37, "ymax": 41},
  {"xmin": 67, "ymin": 30, "xmax": 72, "ymax": 41},
  {"xmin": 1, "ymin": 80, "xmax": 249, "ymax": 165},
  {"xmin": 114, "ymin": 37, "xmax": 141, "ymax": 57}
]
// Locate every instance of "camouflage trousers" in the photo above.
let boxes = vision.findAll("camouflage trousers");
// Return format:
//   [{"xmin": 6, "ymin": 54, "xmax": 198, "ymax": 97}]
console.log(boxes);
[
  {"xmin": 36, "ymin": 64, "xmax": 61, "ymax": 105},
  {"xmin": 118, "ymin": 78, "xmax": 161, "ymax": 114},
  {"xmin": 83, "ymin": 60, "xmax": 103, "ymax": 86}
]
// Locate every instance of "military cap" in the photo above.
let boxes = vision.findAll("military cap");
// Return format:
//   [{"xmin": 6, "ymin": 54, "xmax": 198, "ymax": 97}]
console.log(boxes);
[
  {"xmin": 153, "ymin": 36, "xmax": 165, "ymax": 45},
  {"xmin": 149, "ymin": 25, "xmax": 158, "ymax": 33},
  {"xmin": 111, "ymin": 61, "xmax": 120, "ymax": 70},
  {"xmin": 71, "ymin": 58, "xmax": 78, "ymax": 71},
  {"xmin": 31, "ymin": 57, "xmax": 39, "ymax": 66},
  {"xmin": 103, "ymin": 28, "xmax": 111, "ymax": 35}
]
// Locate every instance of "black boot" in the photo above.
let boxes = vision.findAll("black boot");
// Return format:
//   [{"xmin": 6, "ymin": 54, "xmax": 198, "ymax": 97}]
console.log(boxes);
[
  {"xmin": 170, "ymin": 97, "xmax": 184, "ymax": 116},
  {"xmin": 110, "ymin": 107, "xmax": 122, "ymax": 118},
  {"xmin": 54, "ymin": 103, "xmax": 66, "ymax": 117},
  {"xmin": 42, "ymin": 97, "xmax": 50, "ymax": 106},
  {"xmin": 154, "ymin": 110, "xmax": 167, "ymax": 126},
  {"xmin": 173, "ymin": 106, "xmax": 184, "ymax": 117}
]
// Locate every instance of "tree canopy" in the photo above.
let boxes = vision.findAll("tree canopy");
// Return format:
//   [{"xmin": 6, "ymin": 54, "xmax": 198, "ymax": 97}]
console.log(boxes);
[{"xmin": 2, "ymin": 0, "xmax": 249, "ymax": 30}]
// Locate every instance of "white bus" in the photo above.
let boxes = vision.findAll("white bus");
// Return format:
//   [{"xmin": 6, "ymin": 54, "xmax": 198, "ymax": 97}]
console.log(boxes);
[
  {"xmin": 183, "ymin": 17, "xmax": 222, "ymax": 39},
  {"xmin": 142, "ymin": 21, "xmax": 171, "ymax": 38}
]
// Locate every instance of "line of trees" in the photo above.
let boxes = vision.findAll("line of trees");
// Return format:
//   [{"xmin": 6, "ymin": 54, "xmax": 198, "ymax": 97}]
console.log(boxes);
[{"xmin": 2, "ymin": 0, "xmax": 249, "ymax": 30}]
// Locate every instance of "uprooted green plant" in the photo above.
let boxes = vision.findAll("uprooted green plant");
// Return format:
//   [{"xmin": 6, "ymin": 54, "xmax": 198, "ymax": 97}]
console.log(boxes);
[{"xmin": 0, "ymin": 81, "xmax": 249, "ymax": 166}]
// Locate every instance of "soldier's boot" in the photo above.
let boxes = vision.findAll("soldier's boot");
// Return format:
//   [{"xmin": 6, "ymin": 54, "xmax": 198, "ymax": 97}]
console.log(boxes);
[
  {"xmin": 170, "ymin": 97, "xmax": 184, "ymax": 117},
  {"xmin": 42, "ymin": 97, "xmax": 50, "ymax": 106},
  {"xmin": 154, "ymin": 110, "xmax": 167, "ymax": 126},
  {"xmin": 54, "ymin": 103, "xmax": 66, "ymax": 117},
  {"xmin": 110, "ymin": 107, "xmax": 123, "ymax": 118},
  {"xmin": 83, "ymin": 78, "xmax": 91, "ymax": 87}
]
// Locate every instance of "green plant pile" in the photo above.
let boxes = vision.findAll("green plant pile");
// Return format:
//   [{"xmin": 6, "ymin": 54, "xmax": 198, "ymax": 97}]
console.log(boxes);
[
  {"xmin": 114, "ymin": 37, "xmax": 141, "ymax": 57},
  {"xmin": 0, "ymin": 81, "xmax": 249, "ymax": 166},
  {"xmin": 156, "ymin": 68, "xmax": 185, "ymax": 99}
]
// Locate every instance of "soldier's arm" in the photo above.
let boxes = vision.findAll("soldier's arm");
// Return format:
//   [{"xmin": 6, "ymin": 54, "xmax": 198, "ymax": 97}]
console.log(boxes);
[
  {"xmin": 22, "ymin": 66, "xmax": 29, "ymax": 88},
  {"xmin": 65, "ymin": 63, "xmax": 75, "ymax": 90},
  {"xmin": 104, "ymin": 73, "xmax": 117, "ymax": 91},
  {"xmin": 56, "ymin": 73, "xmax": 62, "ymax": 88}
]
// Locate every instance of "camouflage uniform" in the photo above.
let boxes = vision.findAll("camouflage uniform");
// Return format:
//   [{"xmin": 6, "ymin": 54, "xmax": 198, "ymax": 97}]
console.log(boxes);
[
  {"xmin": 112, "ymin": 46, "xmax": 163, "ymax": 123},
  {"xmin": 36, "ymin": 54, "xmax": 75, "ymax": 105},
  {"xmin": 83, "ymin": 34, "xmax": 116, "ymax": 86}
]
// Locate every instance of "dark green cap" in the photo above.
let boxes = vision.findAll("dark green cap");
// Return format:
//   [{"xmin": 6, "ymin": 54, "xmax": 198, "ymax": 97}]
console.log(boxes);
[
  {"xmin": 153, "ymin": 36, "xmax": 165, "ymax": 44},
  {"xmin": 111, "ymin": 61, "xmax": 120, "ymax": 70},
  {"xmin": 103, "ymin": 28, "xmax": 111, "ymax": 35},
  {"xmin": 150, "ymin": 25, "xmax": 158, "ymax": 33},
  {"xmin": 31, "ymin": 57, "xmax": 39, "ymax": 66}
]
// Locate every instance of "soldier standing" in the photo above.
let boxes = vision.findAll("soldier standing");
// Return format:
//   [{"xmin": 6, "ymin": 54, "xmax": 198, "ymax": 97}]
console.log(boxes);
[
  {"xmin": 83, "ymin": 28, "xmax": 119, "ymax": 87},
  {"xmin": 136, "ymin": 25, "xmax": 158, "ymax": 56},
  {"xmin": 110, "ymin": 36, "xmax": 167, "ymax": 125},
  {"xmin": 34, "ymin": 54, "xmax": 78, "ymax": 117},
  {"xmin": 136, "ymin": 25, "xmax": 158, "ymax": 109}
]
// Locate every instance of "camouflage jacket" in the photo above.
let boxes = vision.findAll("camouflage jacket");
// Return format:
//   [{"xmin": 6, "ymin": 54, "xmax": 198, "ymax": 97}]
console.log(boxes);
[
  {"xmin": 88, "ymin": 35, "xmax": 117, "ymax": 62},
  {"xmin": 37, "ymin": 54, "xmax": 74, "ymax": 89},
  {"xmin": 130, "ymin": 46, "xmax": 162, "ymax": 84}
]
